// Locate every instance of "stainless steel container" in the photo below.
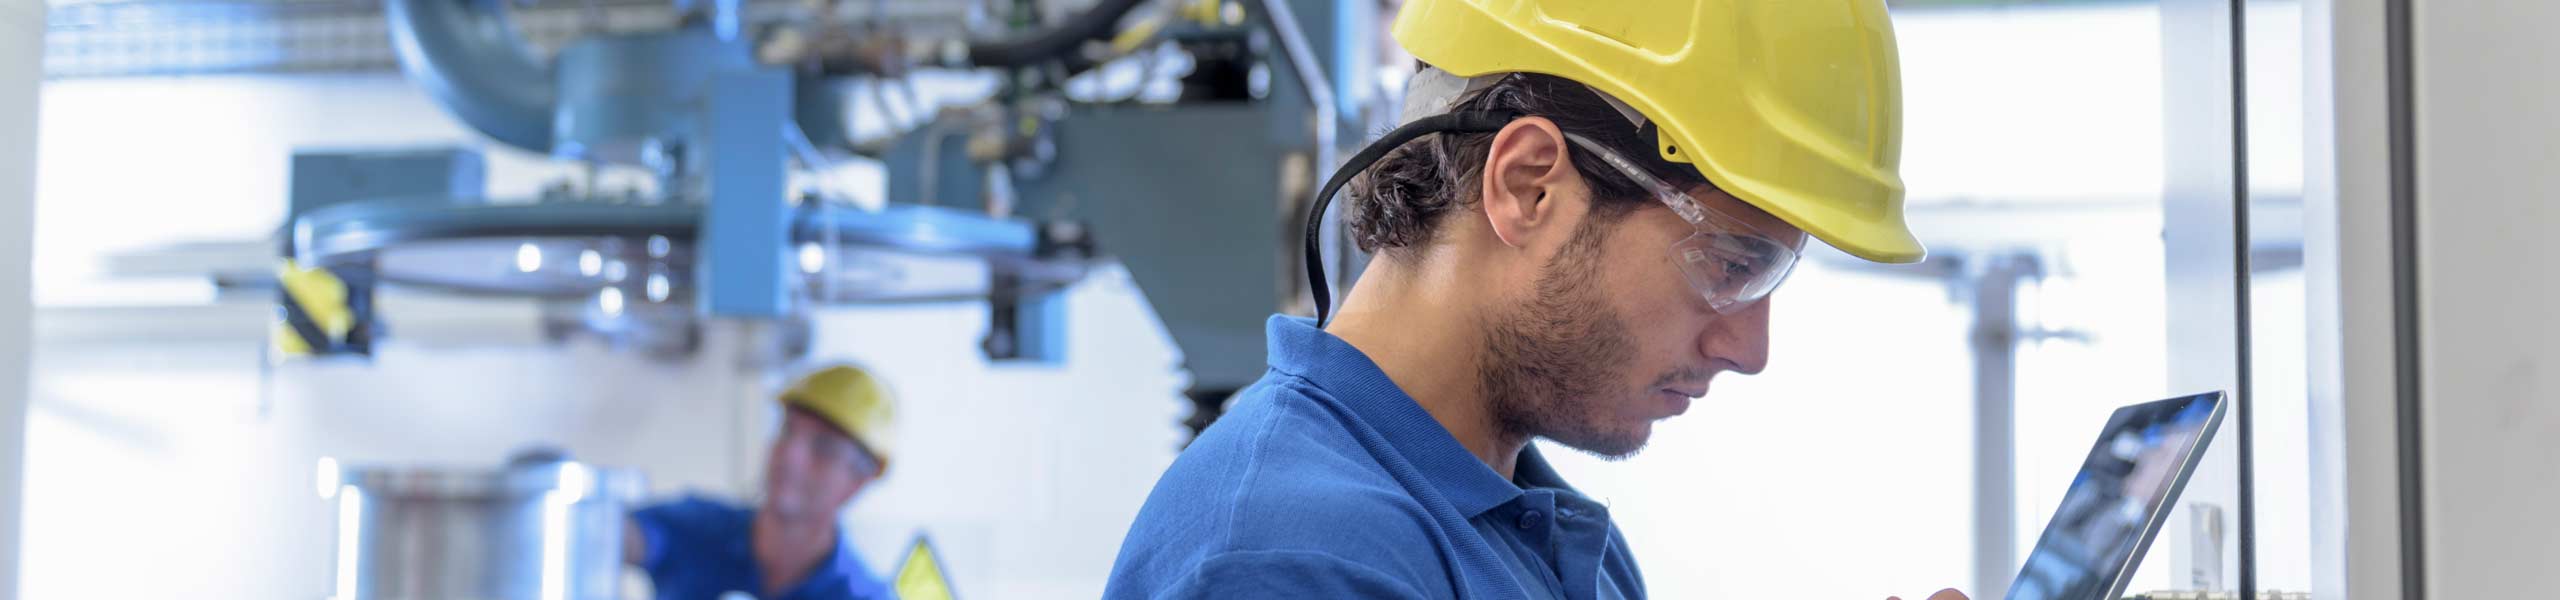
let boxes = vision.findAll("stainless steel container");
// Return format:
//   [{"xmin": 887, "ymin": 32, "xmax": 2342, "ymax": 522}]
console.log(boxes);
[{"xmin": 324, "ymin": 453, "xmax": 646, "ymax": 600}]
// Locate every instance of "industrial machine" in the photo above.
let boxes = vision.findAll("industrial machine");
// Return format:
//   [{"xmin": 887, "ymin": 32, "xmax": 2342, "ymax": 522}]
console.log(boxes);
[{"xmin": 278, "ymin": 0, "xmax": 1383, "ymax": 438}]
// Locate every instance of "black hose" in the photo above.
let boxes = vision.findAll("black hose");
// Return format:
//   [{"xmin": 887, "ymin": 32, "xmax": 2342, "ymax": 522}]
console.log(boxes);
[
  {"xmin": 964, "ymin": 0, "xmax": 1151, "ymax": 67},
  {"xmin": 1305, "ymin": 111, "xmax": 1519, "ymax": 325}
]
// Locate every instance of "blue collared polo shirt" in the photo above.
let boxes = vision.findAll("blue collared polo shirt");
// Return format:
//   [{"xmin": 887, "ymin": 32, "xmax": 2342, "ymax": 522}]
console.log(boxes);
[{"xmin": 1104, "ymin": 316, "xmax": 1644, "ymax": 599}]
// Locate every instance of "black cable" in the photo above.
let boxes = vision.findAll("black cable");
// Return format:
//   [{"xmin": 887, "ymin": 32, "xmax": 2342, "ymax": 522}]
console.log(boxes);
[
  {"xmin": 1305, "ymin": 111, "xmax": 1518, "ymax": 326},
  {"xmin": 964, "ymin": 0, "xmax": 1151, "ymax": 68}
]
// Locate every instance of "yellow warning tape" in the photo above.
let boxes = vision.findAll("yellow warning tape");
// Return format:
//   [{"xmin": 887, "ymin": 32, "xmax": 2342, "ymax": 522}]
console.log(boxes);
[{"xmin": 273, "ymin": 259, "xmax": 355, "ymax": 357}]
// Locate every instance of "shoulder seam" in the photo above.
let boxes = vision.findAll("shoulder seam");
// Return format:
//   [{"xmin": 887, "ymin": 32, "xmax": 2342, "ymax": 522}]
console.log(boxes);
[
  {"xmin": 1191, "ymin": 549, "xmax": 1429, "ymax": 599},
  {"xmin": 1212, "ymin": 387, "xmax": 1287, "ymax": 553}
]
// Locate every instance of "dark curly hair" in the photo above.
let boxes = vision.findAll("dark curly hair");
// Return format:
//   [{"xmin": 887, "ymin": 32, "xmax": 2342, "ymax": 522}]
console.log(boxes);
[{"xmin": 1346, "ymin": 69, "xmax": 1715, "ymax": 260}]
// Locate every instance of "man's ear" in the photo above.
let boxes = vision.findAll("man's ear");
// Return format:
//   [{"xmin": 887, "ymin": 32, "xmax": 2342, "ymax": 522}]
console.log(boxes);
[
  {"xmin": 1478, "ymin": 117, "xmax": 1578, "ymax": 250},
  {"xmin": 832, "ymin": 465, "xmax": 873, "ymax": 507}
]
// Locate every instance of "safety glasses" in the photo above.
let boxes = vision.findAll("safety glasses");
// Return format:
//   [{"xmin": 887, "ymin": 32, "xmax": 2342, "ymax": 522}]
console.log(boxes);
[
  {"xmin": 1561, "ymin": 132, "xmax": 1807, "ymax": 314},
  {"xmin": 1303, "ymin": 110, "xmax": 1809, "ymax": 324}
]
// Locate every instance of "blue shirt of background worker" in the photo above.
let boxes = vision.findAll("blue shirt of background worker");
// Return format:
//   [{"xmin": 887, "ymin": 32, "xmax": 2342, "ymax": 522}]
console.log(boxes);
[
  {"xmin": 631, "ymin": 496, "xmax": 891, "ymax": 600},
  {"xmin": 625, "ymin": 365, "xmax": 900, "ymax": 600}
]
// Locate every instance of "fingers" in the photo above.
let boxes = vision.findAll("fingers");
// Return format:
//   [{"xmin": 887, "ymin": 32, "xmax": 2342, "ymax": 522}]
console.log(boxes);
[{"xmin": 1889, "ymin": 587, "xmax": 1970, "ymax": 600}]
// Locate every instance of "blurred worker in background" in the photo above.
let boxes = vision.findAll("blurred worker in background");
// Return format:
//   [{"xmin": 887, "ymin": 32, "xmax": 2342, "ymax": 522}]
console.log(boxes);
[
  {"xmin": 1107, "ymin": 1, "xmax": 1965, "ymax": 599},
  {"xmin": 625, "ymin": 365, "xmax": 897, "ymax": 600}
]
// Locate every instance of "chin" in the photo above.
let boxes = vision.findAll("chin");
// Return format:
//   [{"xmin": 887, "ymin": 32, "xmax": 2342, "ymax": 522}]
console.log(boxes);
[{"xmin": 1558, "ymin": 427, "xmax": 1651, "ymax": 460}]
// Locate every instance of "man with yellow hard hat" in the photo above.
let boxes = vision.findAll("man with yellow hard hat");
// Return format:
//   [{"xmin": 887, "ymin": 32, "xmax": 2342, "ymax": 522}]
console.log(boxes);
[
  {"xmin": 625, "ymin": 365, "xmax": 897, "ymax": 600},
  {"xmin": 1107, "ymin": 1, "xmax": 1963, "ymax": 598}
]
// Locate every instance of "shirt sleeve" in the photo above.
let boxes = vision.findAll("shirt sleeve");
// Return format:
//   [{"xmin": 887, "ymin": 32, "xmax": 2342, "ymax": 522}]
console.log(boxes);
[
  {"xmin": 630, "ymin": 498, "xmax": 734, "ymax": 578},
  {"xmin": 1150, "ymin": 550, "xmax": 1430, "ymax": 600},
  {"xmin": 627, "ymin": 502, "xmax": 680, "ymax": 576}
]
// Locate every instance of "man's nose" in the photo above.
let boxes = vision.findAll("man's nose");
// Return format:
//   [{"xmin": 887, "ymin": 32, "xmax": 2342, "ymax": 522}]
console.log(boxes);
[{"xmin": 1701, "ymin": 297, "xmax": 1773, "ymax": 375}]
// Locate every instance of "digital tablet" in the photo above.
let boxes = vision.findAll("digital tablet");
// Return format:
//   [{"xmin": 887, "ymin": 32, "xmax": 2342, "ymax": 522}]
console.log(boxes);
[{"xmin": 2006, "ymin": 392, "xmax": 2228, "ymax": 600}]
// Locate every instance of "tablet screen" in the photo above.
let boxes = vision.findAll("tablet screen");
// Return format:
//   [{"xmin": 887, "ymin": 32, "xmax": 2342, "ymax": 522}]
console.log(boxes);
[{"xmin": 2007, "ymin": 392, "xmax": 2226, "ymax": 600}]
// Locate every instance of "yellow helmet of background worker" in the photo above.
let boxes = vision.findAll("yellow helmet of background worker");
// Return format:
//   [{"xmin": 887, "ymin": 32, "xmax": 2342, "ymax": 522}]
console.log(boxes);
[
  {"xmin": 1392, "ymin": 0, "xmax": 1923, "ymax": 263},
  {"xmin": 779, "ymin": 365, "xmax": 898, "ymax": 472}
]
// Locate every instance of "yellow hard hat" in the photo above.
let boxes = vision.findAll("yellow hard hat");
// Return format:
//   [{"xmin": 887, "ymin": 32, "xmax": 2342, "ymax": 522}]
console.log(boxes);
[
  {"xmin": 1392, "ymin": 0, "xmax": 1923, "ymax": 263},
  {"xmin": 779, "ymin": 365, "xmax": 898, "ymax": 470}
]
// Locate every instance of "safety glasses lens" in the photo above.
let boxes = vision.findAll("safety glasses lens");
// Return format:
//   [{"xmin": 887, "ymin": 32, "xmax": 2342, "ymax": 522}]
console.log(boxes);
[{"xmin": 1673, "ymin": 232, "xmax": 1798, "ymax": 313}]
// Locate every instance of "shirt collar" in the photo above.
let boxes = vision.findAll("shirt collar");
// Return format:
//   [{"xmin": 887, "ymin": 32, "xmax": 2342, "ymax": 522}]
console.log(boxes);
[
  {"xmin": 1263, "ymin": 315, "xmax": 1527, "ymax": 517},
  {"xmin": 1512, "ymin": 443, "xmax": 1576, "ymax": 493}
]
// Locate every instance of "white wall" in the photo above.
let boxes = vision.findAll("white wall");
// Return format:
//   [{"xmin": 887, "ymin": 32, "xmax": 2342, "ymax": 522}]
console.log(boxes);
[
  {"xmin": 0, "ymin": 0, "xmax": 42, "ymax": 597},
  {"xmin": 2412, "ymin": 1, "xmax": 2560, "ymax": 597},
  {"xmin": 30, "ymin": 75, "xmax": 572, "ymax": 306},
  {"xmin": 2301, "ymin": 0, "xmax": 2410, "ymax": 597}
]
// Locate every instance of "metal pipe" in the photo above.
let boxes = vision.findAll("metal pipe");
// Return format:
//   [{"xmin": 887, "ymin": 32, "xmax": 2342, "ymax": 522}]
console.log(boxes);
[
  {"xmin": 1255, "ymin": 0, "xmax": 1344, "ymax": 300},
  {"xmin": 384, "ymin": 0, "xmax": 559, "ymax": 153},
  {"xmin": 1254, "ymin": 0, "xmax": 1337, "ymax": 169},
  {"xmin": 1969, "ymin": 254, "xmax": 2035, "ymax": 599}
]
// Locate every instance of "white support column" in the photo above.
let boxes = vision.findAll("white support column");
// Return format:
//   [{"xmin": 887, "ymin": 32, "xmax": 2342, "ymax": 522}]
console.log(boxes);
[
  {"xmin": 2408, "ymin": 1, "xmax": 2560, "ymax": 598},
  {"xmin": 2301, "ymin": 0, "xmax": 2409, "ymax": 598},
  {"xmin": 0, "ymin": 0, "xmax": 41, "ymax": 597}
]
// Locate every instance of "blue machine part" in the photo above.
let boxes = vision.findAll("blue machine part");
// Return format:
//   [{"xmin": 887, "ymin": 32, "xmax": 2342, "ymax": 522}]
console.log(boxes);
[
  {"xmin": 385, "ymin": 0, "xmax": 855, "ymax": 158},
  {"xmin": 702, "ymin": 67, "xmax": 793, "ymax": 318},
  {"xmin": 384, "ymin": 0, "xmax": 557, "ymax": 153},
  {"xmin": 984, "ymin": 278, "xmax": 1068, "ymax": 363},
  {"xmin": 795, "ymin": 204, "xmax": 1037, "ymax": 256},
  {"xmin": 881, "ymin": 123, "xmax": 983, "ymax": 210},
  {"xmin": 288, "ymin": 148, "xmax": 486, "ymax": 223},
  {"xmin": 552, "ymin": 30, "xmax": 754, "ymax": 167},
  {"xmin": 1007, "ymin": 104, "xmax": 1297, "ymax": 391},
  {"xmin": 1017, "ymin": 292, "xmax": 1067, "ymax": 361},
  {"xmin": 795, "ymin": 73, "xmax": 856, "ymax": 153},
  {"xmin": 365, "ymin": 0, "xmax": 1386, "ymax": 367}
]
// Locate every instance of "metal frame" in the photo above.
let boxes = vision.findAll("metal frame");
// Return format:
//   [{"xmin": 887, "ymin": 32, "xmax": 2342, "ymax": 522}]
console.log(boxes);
[
  {"xmin": 2226, "ymin": 0, "xmax": 2260, "ymax": 595},
  {"xmin": 2383, "ymin": 0, "xmax": 2424, "ymax": 595}
]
